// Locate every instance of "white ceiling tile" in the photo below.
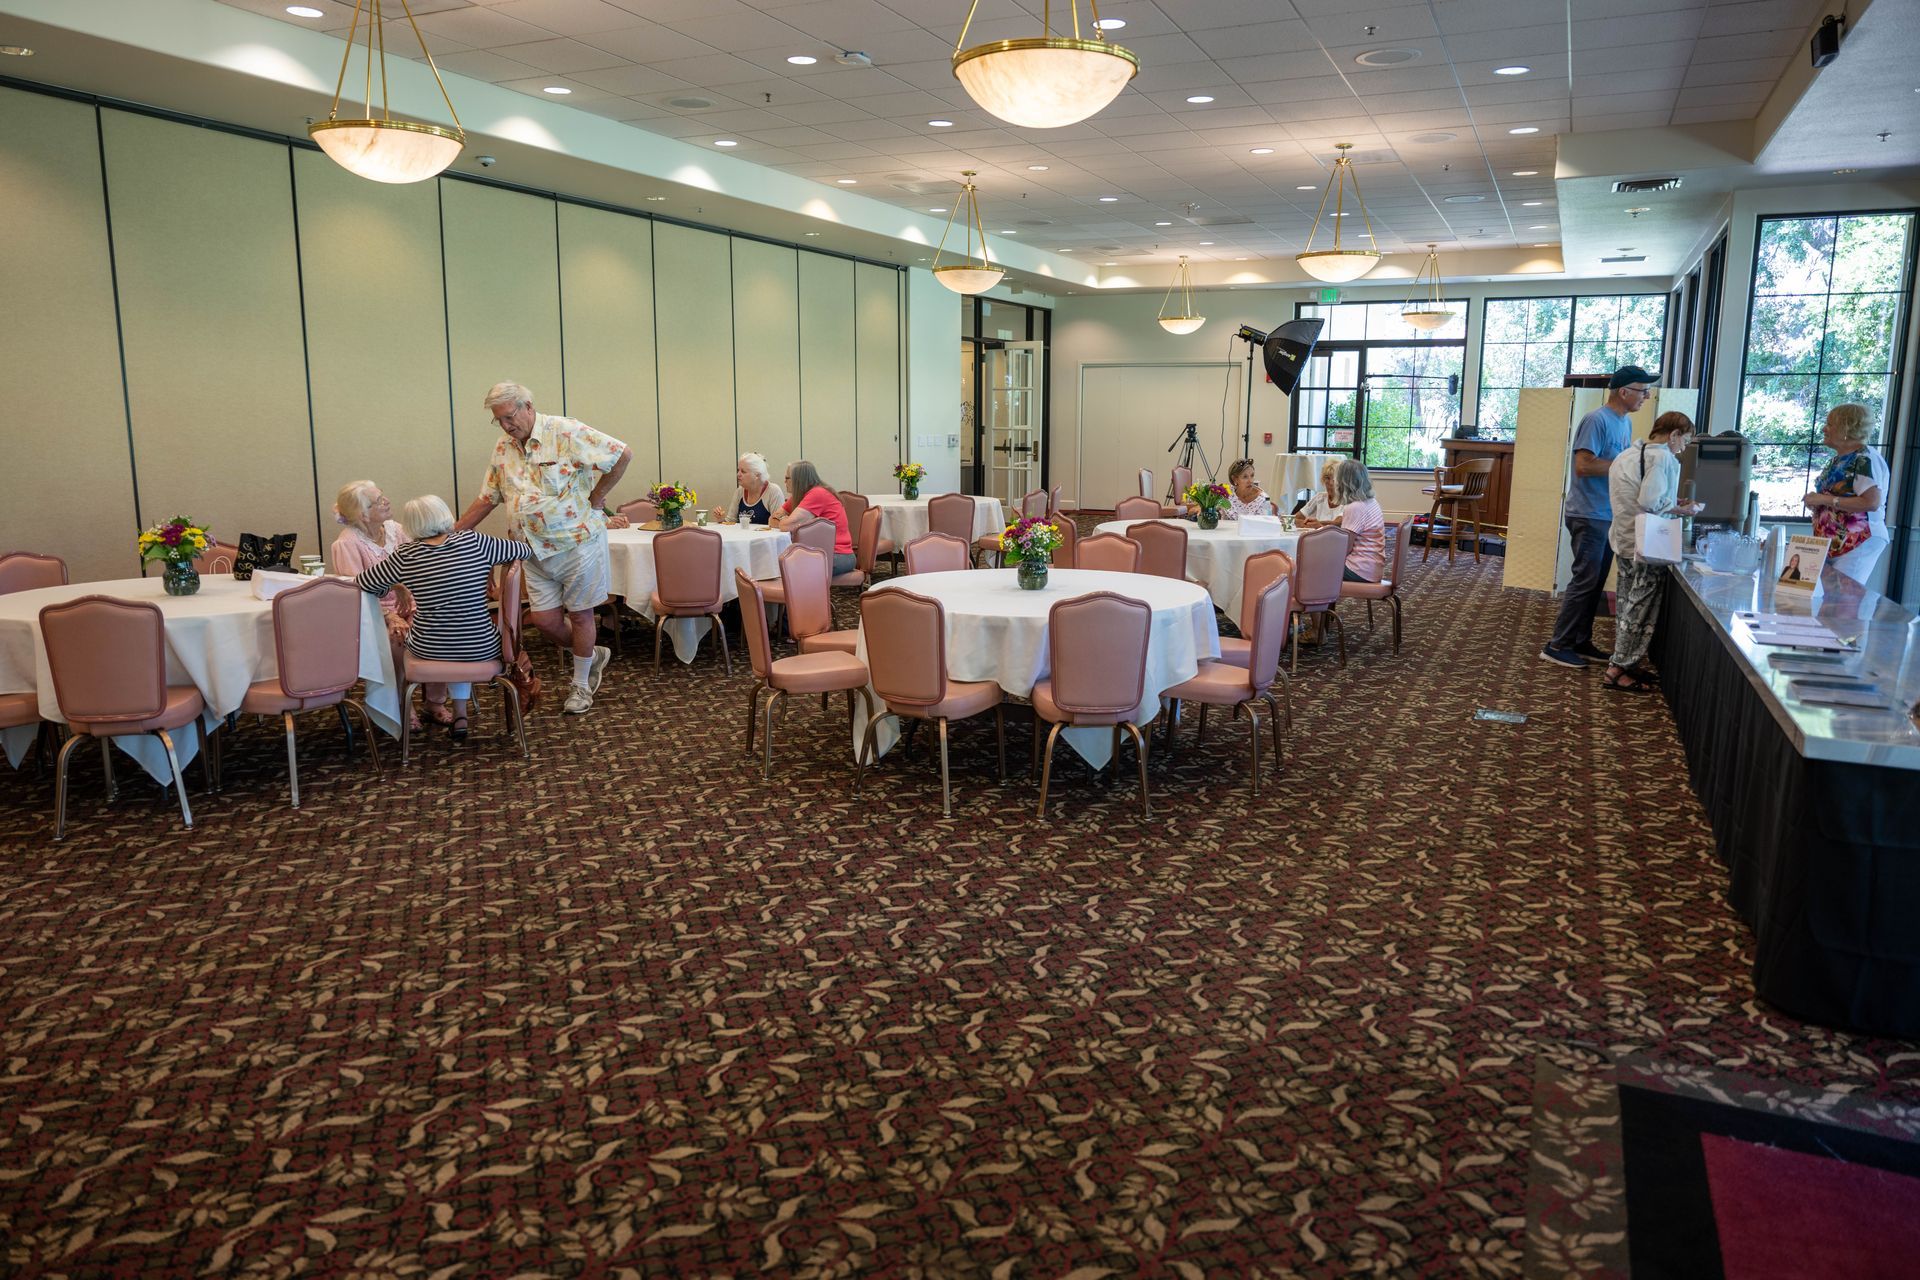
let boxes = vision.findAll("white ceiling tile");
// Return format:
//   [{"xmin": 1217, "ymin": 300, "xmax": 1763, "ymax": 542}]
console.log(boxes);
[
  {"xmin": 490, "ymin": 37, "xmax": 630, "ymax": 72},
  {"xmin": 1674, "ymin": 82, "xmax": 1773, "ymax": 108},
  {"xmin": 1186, "ymin": 20, "xmax": 1317, "ymax": 60},
  {"xmin": 1215, "ymin": 49, "xmax": 1338, "ymax": 83},
  {"xmin": 1668, "ymin": 102, "xmax": 1754, "ymax": 123},
  {"xmin": 1571, "ymin": 66, "xmax": 1687, "ymax": 96},
  {"xmin": 1698, "ymin": 0, "xmax": 1822, "ymax": 37},
  {"xmin": 661, "ymin": 11, "xmax": 812, "ymax": 52},
  {"xmin": 1690, "ymin": 29, "xmax": 1807, "ymax": 61},
  {"xmin": 486, "ymin": 0, "xmax": 650, "ymax": 37},
  {"xmin": 578, "ymin": 23, "xmax": 722, "ymax": 62},
  {"xmin": 773, "ymin": 0, "xmax": 924, "ymax": 44},
  {"xmin": 411, "ymin": 6, "xmax": 554, "ymax": 45},
  {"xmin": 432, "ymin": 49, "xmax": 545, "ymax": 81},
  {"xmin": 1581, "ymin": 41, "xmax": 1695, "ymax": 73},
  {"xmin": 572, "ymin": 63, "xmax": 700, "ymax": 94},
  {"xmin": 1681, "ymin": 54, "xmax": 1788, "ymax": 87}
]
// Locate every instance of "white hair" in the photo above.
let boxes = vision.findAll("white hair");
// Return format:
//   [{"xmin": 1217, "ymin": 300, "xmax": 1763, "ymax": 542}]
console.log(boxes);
[
  {"xmin": 334, "ymin": 479, "xmax": 381, "ymax": 527},
  {"xmin": 483, "ymin": 381, "xmax": 534, "ymax": 412},
  {"xmin": 401, "ymin": 495, "xmax": 456, "ymax": 540},
  {"xmin": 738, "ymin": 452, "xmax": 770, "ymax": 484}
]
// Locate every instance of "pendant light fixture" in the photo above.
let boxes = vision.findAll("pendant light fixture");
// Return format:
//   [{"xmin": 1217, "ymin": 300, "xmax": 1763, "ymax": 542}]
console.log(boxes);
[
  {"xmin": 310, "ymin": 0, "xmax": 465, "ymax": 184},
  {"xmin": 1400, "ymin": 244, "xmax": 1456, "ymax": 330},
  {"xmin": 1157, "ymin": 256, "xmax": 1205, "ymax": 334},
  {"xmin": 932, "ymin": 171, "xmax": 1005, "ymax": 295},
  {"xmin": 1295, "ymin": 143, "xmax": 1381, "ymax": 283},
  {"xmin": 951, "ymin": 0, "xmax": 1139, "ymax": 129}
]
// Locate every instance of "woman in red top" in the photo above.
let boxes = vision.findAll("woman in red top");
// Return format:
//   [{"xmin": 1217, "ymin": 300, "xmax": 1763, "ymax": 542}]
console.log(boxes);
[{"xmin": 769, "ymin": 459, "xmax": 855, "ymax": 574}]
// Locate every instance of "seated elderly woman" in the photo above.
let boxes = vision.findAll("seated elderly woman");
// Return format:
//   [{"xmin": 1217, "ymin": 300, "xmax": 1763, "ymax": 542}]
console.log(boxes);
[
  {"xmin": 1297, "ymin": 457, "xmax": 1344, "ymax": 522},
  {"xmin": 1302, "ymin": 458, "xmax": 1386, "ymax": 582},
  {"xmin": 767, "ymin": 459, "xmax": 855, "ymax": 574},
  {"xmin": 354, "ymin": 495, "xmax": 533, "ymax": 743},
  {"xmin": 710, "ymin": 451, "xmax": 788, "ymax": 526},
  {"xmin": 328, "ymin": 479, "xmax": 446, "ymax": 731},
  {"xmin": 1186, "ymin": 458, "xmax": 1275, "ymax": 521}
]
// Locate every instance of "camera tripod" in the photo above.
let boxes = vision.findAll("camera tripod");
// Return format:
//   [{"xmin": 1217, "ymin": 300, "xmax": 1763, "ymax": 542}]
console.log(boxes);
[{"xmin": 1165, "ymin": 423, "xmax": 1215, "ymax": 505}]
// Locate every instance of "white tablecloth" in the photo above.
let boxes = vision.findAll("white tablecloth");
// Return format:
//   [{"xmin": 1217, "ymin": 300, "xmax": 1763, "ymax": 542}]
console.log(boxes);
[
  {"xmin": 0, "ymin": 575, "xmax": 396, "ymax": 783},
  {"xmin": 854, "ymin": 568, "xmax": 1219, "ymax": 769},
  {"xmin": 606, "ymin": 524, "xmax": 790, "ymax": 663},
  {"xmin": 1095, "ymin": 520, "xmax": 1302, "ymax": 621},
  {"xmin": 1270, "ymin": 452, "xmax": 1338, "ymax": 504},
  {"xmin": 867, "ymin": 495, "xmax": 1006, "ymax": 548}
]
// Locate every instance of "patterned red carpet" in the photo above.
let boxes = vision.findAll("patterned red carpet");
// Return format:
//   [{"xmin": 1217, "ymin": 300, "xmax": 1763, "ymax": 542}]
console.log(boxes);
[{"xmin": 2, "ymin": 542, "xmax": 1916, "ymax": 1277}]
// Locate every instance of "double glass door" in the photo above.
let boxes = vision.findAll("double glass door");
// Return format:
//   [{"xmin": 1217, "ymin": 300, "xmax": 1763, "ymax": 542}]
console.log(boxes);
[{"xmin": 980, "ymin": 340, "xmax": 1044, "ymax": 504}]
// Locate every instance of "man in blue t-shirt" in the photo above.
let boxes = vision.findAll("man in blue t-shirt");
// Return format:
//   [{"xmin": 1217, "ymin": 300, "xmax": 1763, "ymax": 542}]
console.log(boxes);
[{"xmin": 1542, "ymin": 366, "xmax": 1654, "ymax": 668}]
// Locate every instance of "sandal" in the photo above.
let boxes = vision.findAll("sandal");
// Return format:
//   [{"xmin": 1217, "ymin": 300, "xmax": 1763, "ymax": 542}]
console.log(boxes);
[
  {"xmin": 449, "ymin": 716, "xmax": 470, "ymax": 743},
  {"xmin": 426, "ymin": 701, "xmax": 457, "ymax": 727},
  {"xmin": 1602, "ymin": 667, "xmax": 1654, "ymax": 695},
  {"xmin": 408, "ymin": 711, "xmax": 423, "ymax": 733}
]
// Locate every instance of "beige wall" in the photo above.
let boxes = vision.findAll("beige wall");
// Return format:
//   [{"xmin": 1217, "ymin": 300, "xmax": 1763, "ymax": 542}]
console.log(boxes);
[{"xmin": 0, "ymin": 88, "xmax": 909, "ymax": 573}]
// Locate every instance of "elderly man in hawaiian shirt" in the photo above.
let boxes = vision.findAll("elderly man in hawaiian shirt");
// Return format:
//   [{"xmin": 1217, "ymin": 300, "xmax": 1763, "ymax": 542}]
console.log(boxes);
[{"xmin": 455, "ymin": 381, "xmax": 632, "ymax": 715}]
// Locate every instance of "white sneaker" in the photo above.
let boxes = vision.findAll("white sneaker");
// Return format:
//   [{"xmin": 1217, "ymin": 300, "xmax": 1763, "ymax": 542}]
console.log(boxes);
[
  {"xmin": 588, "ymin": 644, "xmax": 611, "ymax": 694},
  {"xmin": 563, "ymin": 682, "xmax": 593, "ymax": 715}
]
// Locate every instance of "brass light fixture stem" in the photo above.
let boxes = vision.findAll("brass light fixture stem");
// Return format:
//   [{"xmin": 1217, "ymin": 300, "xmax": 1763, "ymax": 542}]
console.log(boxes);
[{"xmin": 323, "ymin": 0, "xmax": 463, "ymax": 132}]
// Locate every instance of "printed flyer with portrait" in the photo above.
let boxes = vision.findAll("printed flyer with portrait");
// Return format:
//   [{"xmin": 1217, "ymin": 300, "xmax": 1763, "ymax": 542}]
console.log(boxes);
[{"xmin": 1774, "ymin": 533, "xmax": 1829, "ymax": 599}]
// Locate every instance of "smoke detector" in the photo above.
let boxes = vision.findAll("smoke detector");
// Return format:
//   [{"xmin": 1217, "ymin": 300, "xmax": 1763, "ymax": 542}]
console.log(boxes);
[{"xmin": 835, "ymin": 51, "xmax": 873, "ymax": 67}]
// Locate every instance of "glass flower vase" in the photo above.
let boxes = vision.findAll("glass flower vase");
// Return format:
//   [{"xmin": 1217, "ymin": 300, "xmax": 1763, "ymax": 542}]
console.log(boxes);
[
  {"xmin": 903, "ymin": 482, "xmax": 920, "ymax": 501},
  {"xmin": 1197, "ymin": 507, "xmax": 1220, "ymax": 530},
  {"xmin": 162, "ymin": 559, "xmax": 201, "ymax": 596},
  {"xmin": 1016, "ymin": 557, "xmax": 1048, "ymax": 591},
  {"xmin": 659, "ymin": 508, "xmax": 683, "ymax": 530}
]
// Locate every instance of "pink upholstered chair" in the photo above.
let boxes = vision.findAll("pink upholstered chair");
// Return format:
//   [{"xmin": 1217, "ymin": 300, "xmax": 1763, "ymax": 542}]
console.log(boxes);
[
  {"xmin": 1048, "ymin": 485, "xmax": 1063, "ymax": 516},
  {"xmin": 40, "ymin": 596, "xmax": 211, "ymax": 840},
  {"xmin": 927, "ymin": 493, "xmax": 976, "ymax": 542},
  {"xmin": 1114, "ymin": 496, "xmax": 1161, "ymax": 521},
  {"xmin": 0, "ymin": 552, "xmax": 67, "ymax": 594},
  {"xmin": 904, "ymin": 532, "xmax": 971, "ymax": 575},
  {"xmin": 651, "ymin": 526, "xmax": 731, "ymax": 674},
  {"xmin": 1032, "ymin": 591, "xmax": 1153, "ymax": 818},
  {"xmin": 399, "ymin": 562, "xmax": 530, "ymax": 765},
  {"xmin": 1049, "ymin": 514, "xmax": 1077, "ymax": 569},
  {"xmin": 1216, "ymin": 549, "xmax": 1292, "ymax": 668},
  {"xmin": 238, "ymin": 576, "xmax": 379, "ymax": 808},
  {"xmin": 856, "ymin": 587, "xmax": 1006, "ymax": 816},
  {"xmin": 759, "ymin": 515, "xmax": 833, "ymax": 612},
  {"xmin": 617, "ymin": 498, "xmax": 658, "ymax": 524},
  {"xmin": 839, "ymin": 491, "xmax": 896, "ymax": 576},
  {"xmin": 1164, "ymin": 465, "xmax": 1193, "ymax": 517},
  {"xmin": 1288, "ymin": 525, "xmax": 1351, "ymax": 672},
  {"xmin": 193, "ymin": 541, "xmax": 241, "ymax": 576},
  {"xmin": 1160, "ymin": 573, "xmax": 1292, "ymax": 796},
  {"xmin": 833, "ymin": 506, "xmax": 883, "ymax": 588},
  {"xmin": 1137, "ymin": 468, "xmax": 1154, "ymax": 498},
  {"xmin": 1339, "ymin": 520, "xmax": 1410, "ymax": 652},
  {"xmin": 737, "ymin": 570, "xmax": 873, "ymax": 779},
  {"xmin": 1126, "ymin": 520, "xmax": 1188, "ymax": 580},
  {"xmin": 780, "ymin": 545, "xmax": 860, "ymax": 656},
  {"xmin": 1075, "ymin": 533, "xmax": 1141, "ymax": 574},
  {"xmin": 974, "ymin": 489, "xmax": 1045, "ymax": 566}
]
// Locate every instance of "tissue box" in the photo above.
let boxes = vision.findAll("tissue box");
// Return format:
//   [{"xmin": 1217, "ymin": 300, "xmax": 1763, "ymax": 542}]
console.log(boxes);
[{"xmin": 249, "ymin": 570, "xmax": 311, "ymax": 601}]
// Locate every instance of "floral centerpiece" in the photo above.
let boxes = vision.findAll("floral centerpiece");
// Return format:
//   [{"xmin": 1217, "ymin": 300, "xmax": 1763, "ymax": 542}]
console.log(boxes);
[
  {"xmin": 138, "ymin": 516, "xmax": 213, "ymax": 596},
  {"xmin": 1000, "ymin": 514, "xmax": 1064, "ymax": 590},
  {"xmin": 1184, "ymin": 480, "xmax": 1231, "ymax": 530},
  {"xmin": 649, "ymin": 482, "xmax": 697, "ymax": 529},
  {"xmin": 894, "ymin": 461, "xmax": 926, "ymax": 500}
]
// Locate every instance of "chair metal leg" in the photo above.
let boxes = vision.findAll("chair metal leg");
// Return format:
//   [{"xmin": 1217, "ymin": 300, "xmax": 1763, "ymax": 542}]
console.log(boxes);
[
  {"xmin": 936, "ymin": 717, "xmax": 951, "ymax": 817},
  {"xmin": 994, "ymin": 705, "xmax": 1006, "ymax": 781},
  {"xmin": 1290, "ymin": 614, "xmax": 1300, "ymax": 676},
  {"xmin": 53, "ymin": 732, "xmax": 85, "ymax": 841},
  {"xmin": 1196, "ymin": 701, "xmax": 1209, "ymax": 748},
  {"xmin": 1391, "ymin": 596, "xmax": 1403, "ymax": 652},
  {"xmin": 1244, "ymin": 701, "xmax": 1261, "ymax": 798},
  {"xmin": 1366, "ymin": 600, "xmax": 1376, "ymax": 631},
  {"xmin": 1330, "ymin": 612, "xmax": 1347, "ymax": 668},
  {"xmin": 283, "ymin": 711, "xmax": 301, "ymax": 809},
  {"xmin": 713, "ymin": 611, "xmax": 732, "ymax": 676},
  {"xmin": 854, "ymin": 712, "xmax": 885, "ymax": 794},
  {"xmin": 1264, "ymin": 692, "xmax": 1285, "ymax": 775},
  {"xmin": 1035, "ymin": 722, "xmax": 1064, "ymax": 818},
  {"xmin": 653, "ymin": 619, "xmax": 665, "ymax": 670},
  {"xmin": 745, "ymin": 681, "xmax": 762, "ymax": 753},
  {"xmin": 156, "ymin": 728, "xmax": 193, "ymax": 828},
  {"xmin": 344, "ymin": 700, "xmax": 381, "ymax": 770},
  {"xmin": 335, "ymin": 702, "xmax": 357, "ymax": 760},
  {"xmin": 763, "ymin": 690, "xmax": 783, "ymax": 778},
  {"xmin": 100, "ymin": 736, "xmax": 118, "ymax": 802},
  {"xmin": 1123, "ymin": 722, "xmax": 1151, "ymax": 817}
]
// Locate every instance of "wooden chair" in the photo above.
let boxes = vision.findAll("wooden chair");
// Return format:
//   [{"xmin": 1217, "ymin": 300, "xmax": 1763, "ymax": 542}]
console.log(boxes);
[{"xmin": 1420, "ymin": 457, "xmax": 1496, "ymax": 563}]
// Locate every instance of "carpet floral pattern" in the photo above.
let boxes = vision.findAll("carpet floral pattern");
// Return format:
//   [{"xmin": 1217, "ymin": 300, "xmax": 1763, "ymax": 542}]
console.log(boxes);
[{"xmin": 2, "ymin": 541, "xmax": 1916, "ymax": 1277}]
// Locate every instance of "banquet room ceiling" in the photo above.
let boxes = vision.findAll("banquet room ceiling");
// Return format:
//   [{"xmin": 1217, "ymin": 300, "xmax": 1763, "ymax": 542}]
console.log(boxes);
[{"xmin": 201, "ymin": 0, "xmax": 1840, "ymax": 267}]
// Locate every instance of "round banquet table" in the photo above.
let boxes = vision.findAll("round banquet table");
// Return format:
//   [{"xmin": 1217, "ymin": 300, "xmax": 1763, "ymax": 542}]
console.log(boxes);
[
  {"xmin": 606, "ymin": 523, "xmax": 790, "ymax": 663},
  {"xmin": 853, "ymin": 568, "xmax": 1220, "ymax": 769},
  {"xmin": 866, "ymin": 494, "xmax": 1006, "ymax": 548},
  {"xmin": 1095, "ymin": 520, "xmax": 1302, "ymax": 621},
  {"xmin": 0, "ymin": 574, "xmax": 398, "ymax": 783}
]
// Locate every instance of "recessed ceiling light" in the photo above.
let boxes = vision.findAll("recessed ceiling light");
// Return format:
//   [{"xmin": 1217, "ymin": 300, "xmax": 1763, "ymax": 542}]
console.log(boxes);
[
  {"xmin": 1154, "ymin": 220, "xmax": 1172, "ymax": 226},
  {"xmin": 1199, "ymin": 241, "xmax": 1214, "ymax": 245},
  {"xmin": 1533, "ymin": 242, "xmax": 1551, "ymax": 247},
  {"xmin": 836, "ymin": 178, "xmax": 857, "ymax": 184},
  {"xmin": 543, "ymin": 86, "xmax": 572, "ymax": 95},
  {"xmin": 804, "ymin": 231, "xmax": 820, "ymax": 236},
  {"xmin": 1002, "ymin": 229, "xmax": 1017, "ymax": 234},
  {"xmin": 1235, "ymin": 256, "xmax": 1249, "ymax": 261},
  {"xmin": 1250, "ymin": 147, "xmax": 1274, "ymax": 155},
  {"xmin": 1094, "ymin": 18, "xmax": 1125, "ymax": 30},
  {"xmin": 1098, "ymin": 195, "xmax": 1119, "ymax": 202},
  {"xmin": 1529, "ymin": 224, "xmax": 1550, "ymax": 230},
  {"xmin": 1509, "ymin": 126, "xmax": 1540, "ymax": 135},
  {"xmin": 1332, "ymin": 211, "xmax": 1349, "ymax": 216},
  {"xmin": 1355, "ymin": 48, "xmax": 1422, "ymax": 66},
  {"xmin": 1103, "ymin": 261, "xmax": 1118, "ymax": 266},
  {"xmin": 714, "ymin": 139, "xmax": 738, "ymax": 147},
  {"xmin": 787, "ymin": 54, "xmax": 817, "ymax": 65},
  {"xmin": 285, "ymin": 5, "xmax": 324, "ymax": 16},
  {"xmin": 0, "ymin": 44, "xmax": 33, "ymax": 54},
  {"xmin": 1833, "ymin": 167, "xmax": 1858, "ymax": 174},
  {"xmin": 1296, "ymin": 184, "xmax": 1317, "ymax": 190},
  {"xmin": 1186, "ymin": 95, "xmax": 1215, "ymax": 104},
  {"xmin": 929, "ymin": 207, "xmax": 947, "ymax": 213},
  {"xmin": 1522, "ymin": 200, "xmax": 1544, "ymax": 206},
  {"xmin": 1027, "ymin": 164, "xmax": 1049, "ymax": 171},
  {"xmin": 1512, "ymin": 169, "xmax": 1538, "ymax": 176},
  {"xmin": 1494, "ymin": 65, "xmax": 1530, "ymax": 75},
  {"xmin": 1443, "ymin": 194, "xmax": 1485, "ymax": 203},
  {"xmin": 1409, "ymin": 132, "xmax": 1457, "ymax": 144},
  {"xmin": 928, "ymin": 119, "xmax": 954, "ymax": 127},
  {"xmin": 645, "ymin": 196, "xmax": 667, "ymax": 202}
]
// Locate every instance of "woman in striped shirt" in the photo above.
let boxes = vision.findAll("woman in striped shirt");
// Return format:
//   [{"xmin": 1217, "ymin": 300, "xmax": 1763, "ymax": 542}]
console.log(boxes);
[{"xmin": 355, "ymin": 495, "xmax": 532, "ymax": 741}]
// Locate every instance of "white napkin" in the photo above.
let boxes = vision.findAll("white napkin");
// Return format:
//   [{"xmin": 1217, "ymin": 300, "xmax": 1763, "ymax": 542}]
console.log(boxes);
[
  {"xmin": 1237, "ymin": 514, "xmax": 1287, "ymax": 536},
  {"xmin": 249, "ymin": 570, "xmax": 311, "ymax": 601}
]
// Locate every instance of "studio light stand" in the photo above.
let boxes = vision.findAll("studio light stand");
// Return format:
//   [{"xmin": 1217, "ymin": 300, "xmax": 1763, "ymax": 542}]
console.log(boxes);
[
  {"xmin": 1165, "ymin": 422, "xmax": 1215, "ymax": 504},
  {"xmin": 1233, "ymin": 325, "xmax": 1266, "ymax": 461}
]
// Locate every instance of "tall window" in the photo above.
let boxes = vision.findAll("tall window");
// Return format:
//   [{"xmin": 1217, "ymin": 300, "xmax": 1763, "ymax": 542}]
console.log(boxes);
[
  {"xmin": 1738, "ymin": 211, "xmax": 1916, "ymax": 516},
  {"xmin": 1291, "ymin": 301, "xmax": 1466, "ymax": 471},
  {"xmin": 1477, "ymin": 294, "xmax": 1668, "ymax": 437}
]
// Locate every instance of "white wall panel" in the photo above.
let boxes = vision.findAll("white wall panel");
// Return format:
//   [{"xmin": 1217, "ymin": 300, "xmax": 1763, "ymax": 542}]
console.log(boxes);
[
  {"xmin": 559, "ymin": 203, "xmax": 659, "ymax": 504},
  {"xmin": 731, "ymin": 239, "xmax": 802, "ymax": 491},
  {"xmin": 653, "ymin": 223, "xmax": 736, "ymax": 502},
  {"xmin": 797, "ymin": 253, "xmax": 857, "ymax": 494},
  {"xmin": 855, "ymin": 263, "xmax": 902, "ymax": 492}
]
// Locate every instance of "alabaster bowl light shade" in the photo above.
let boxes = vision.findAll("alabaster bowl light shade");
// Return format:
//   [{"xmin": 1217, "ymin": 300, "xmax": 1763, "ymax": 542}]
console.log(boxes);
[
  {"xmin": 935, "ymin": 264, "xmax": 1006, "ymax": 295},
  {"xmin": 1401, "ymin": 310, "xmax": 1454, "ymax": 331},
  {"xmin": 952, "ymin": 39, "xmax": 1138, "ymax": 129},
  {"xmin": 1158, "ymin": 316, "xmax": 1206, "ymax": 335},
  {"xmin": 310, "ymin": 120, "xmax": 465, "ymax": 184},
  {"xmin": 1296, "ymin": 249, "xmax": 1381, "ymax": 283}
]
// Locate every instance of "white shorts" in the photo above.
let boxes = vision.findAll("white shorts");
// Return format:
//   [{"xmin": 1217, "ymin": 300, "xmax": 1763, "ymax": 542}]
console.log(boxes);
[{"xmin": 525, "ymin": 532, "xmax": 611, "ymax": 612}]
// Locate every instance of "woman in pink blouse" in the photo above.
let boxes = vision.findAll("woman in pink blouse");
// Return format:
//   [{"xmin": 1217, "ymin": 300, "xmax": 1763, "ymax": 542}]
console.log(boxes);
[
  {"xmin": 1303, "ymin": 459, "xmax": 1385, "ymax": 582},
  {"xmin": 768, "ymin": 460, "xmax": 855, "ymax": 575},
  {"xmin": 328, "ymin": 480, "xmax": 448, "ymax": 730}
]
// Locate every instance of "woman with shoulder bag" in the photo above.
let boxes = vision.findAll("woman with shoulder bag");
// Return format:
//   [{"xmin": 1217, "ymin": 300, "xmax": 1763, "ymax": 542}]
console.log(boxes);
[{"xmin": 1602, "ymin": 412, "xmax": 1703, "ymax": 693}]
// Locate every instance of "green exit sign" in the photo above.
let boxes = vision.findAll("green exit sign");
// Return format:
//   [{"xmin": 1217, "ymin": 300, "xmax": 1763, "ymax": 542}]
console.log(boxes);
[{"xmin": 1317, "ymin": 287, "xmax": 1341, "ymax": 304}]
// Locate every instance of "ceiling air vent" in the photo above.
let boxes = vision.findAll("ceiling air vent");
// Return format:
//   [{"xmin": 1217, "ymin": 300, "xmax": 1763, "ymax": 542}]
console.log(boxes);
[
  {"xmin": 1181, "ymin": 214, "xmax": 1254, "ymax": 227},
  {"xmin": 1600, "ymin": 254, "xmax": 1647, "ymax": 263},
  {"xmin": 1611, "ymin": 177, "xmax": 1681, "ymax": 193}
]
